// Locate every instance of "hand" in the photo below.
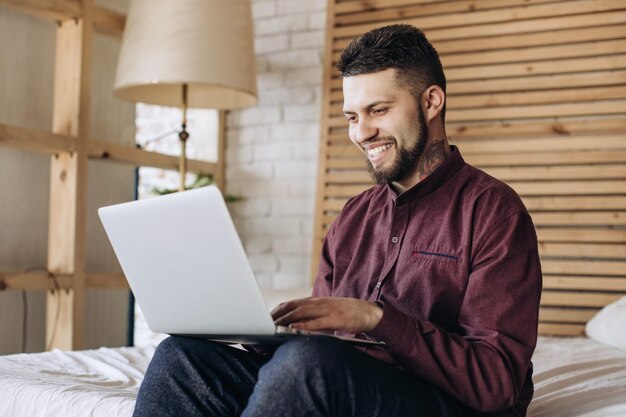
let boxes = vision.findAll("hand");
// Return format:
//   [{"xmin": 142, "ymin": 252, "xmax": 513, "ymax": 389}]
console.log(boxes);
[{"xmin": 271, "ymin": 297, "xmax": 383, "ymax": 334}]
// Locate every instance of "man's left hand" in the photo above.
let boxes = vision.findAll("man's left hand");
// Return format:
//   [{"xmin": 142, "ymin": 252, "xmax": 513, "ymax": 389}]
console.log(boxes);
[{"xmin": 271, "ymin": 297, "xmax": 383, "ymax": 334}]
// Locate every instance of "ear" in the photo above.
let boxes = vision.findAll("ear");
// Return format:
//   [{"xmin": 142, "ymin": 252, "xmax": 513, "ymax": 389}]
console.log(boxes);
[{"xmin": 420, "ymin": 85, "xmax": 445, "ymax": 125}]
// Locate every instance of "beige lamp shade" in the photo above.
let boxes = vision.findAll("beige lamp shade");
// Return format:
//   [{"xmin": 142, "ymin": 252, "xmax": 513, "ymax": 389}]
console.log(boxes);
[{"xmin": 114, "ymin": 0, "xmax": 257, "ymax": 109}]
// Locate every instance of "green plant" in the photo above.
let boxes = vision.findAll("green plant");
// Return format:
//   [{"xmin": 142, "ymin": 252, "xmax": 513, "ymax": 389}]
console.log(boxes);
[{"xmin": 151, "ymin": 172, "xmax": 241, "ymax": 203}]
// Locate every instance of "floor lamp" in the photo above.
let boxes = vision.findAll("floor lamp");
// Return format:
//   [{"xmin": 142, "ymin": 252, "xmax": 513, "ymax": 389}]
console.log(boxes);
[{"xmin": 114, "ymin": 0, "xmax": 257, "ymax": 191}]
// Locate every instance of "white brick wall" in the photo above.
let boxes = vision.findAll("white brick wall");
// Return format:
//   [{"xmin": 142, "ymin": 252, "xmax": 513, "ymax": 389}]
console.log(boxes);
[
  {"xmin": 223, "ymin": 0, "xmax": 327, "ymax": 291},
  {"xmin": 135, "ymin": 1, "xmax": 326, "ymax": 293}
]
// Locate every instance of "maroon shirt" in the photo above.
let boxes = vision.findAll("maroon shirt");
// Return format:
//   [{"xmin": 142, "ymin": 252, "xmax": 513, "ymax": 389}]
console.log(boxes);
[{"xmin": 313, "ymin": 146, "xmax": 542, "ymax": 416}]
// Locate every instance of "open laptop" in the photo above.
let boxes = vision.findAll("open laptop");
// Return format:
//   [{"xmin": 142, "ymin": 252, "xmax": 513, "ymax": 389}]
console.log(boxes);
[{"xmin": 98, "ymin": 186, "xmax": 384, "ymax": 347}]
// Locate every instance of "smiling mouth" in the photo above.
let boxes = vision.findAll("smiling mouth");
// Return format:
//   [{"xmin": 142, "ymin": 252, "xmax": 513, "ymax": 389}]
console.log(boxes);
[{"xmin": 365, "ymin": 143, "xmax": 393, "ymax": 161}]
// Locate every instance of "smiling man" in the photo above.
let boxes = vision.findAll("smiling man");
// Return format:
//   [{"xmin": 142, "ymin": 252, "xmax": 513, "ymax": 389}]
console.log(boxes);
[{"xmin": 134, "ymin": 25, "xmax": 542, "ymax": 417}]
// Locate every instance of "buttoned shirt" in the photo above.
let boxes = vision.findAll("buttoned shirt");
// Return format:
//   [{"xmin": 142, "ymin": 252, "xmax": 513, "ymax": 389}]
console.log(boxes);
[{"xmin": 313, "ymin": 146, "xmax": 542, "ymax": 416}]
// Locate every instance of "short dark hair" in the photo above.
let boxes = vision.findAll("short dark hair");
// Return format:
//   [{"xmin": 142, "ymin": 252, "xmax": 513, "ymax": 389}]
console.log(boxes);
[{"xmin": 336, "ymin": 24, "xmax": 446, "ymax": 121}]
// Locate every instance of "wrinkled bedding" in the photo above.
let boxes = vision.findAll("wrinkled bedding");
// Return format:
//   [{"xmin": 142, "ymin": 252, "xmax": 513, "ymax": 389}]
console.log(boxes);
[
  {"xmin": 1, "ymin": 337, "xmax": 625, "ymax": 417},
  {"xmin": 528, "ymin": 337, "xmax": 626, "ymax": 417},
  {"xmin": 0, "ymin": 346, "xmax": 153, "ymax": 417}
]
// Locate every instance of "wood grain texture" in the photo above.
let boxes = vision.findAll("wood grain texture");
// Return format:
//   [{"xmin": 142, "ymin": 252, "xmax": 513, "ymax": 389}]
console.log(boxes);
[
  {"xmin": 0, "ymin": 0, "xmax": 125, "ymax": 36},
  {"xmin": 46, "ymin": 5, "xmax": 93, "ymax": 350}
]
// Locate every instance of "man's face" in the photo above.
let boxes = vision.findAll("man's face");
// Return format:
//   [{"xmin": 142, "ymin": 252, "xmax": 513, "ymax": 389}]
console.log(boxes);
[{"xmin": 342, "ymin": 68, "xmax": 428, "ymax": 185}]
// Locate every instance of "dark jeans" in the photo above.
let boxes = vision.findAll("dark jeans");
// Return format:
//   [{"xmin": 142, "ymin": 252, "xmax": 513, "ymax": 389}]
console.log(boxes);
[{"xmin": 133, "ymin": 336, "xmax": 477, "ymax": 417}]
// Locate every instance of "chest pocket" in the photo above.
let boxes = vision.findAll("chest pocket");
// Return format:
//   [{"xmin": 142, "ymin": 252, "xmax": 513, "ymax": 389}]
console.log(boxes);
[
  {"xmin": 407, "ymin": 246, "xmax": 464, "ymax": 289},
  {"xmin": 411, "ymin": 248, "xmax": 459, "ymax": 263}
]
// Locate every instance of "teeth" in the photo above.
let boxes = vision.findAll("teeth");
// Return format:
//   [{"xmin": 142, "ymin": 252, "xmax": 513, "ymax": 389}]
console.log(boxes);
[{"xmin": 367, "ymin": 143, "xmax": 392, "ymax": 158}]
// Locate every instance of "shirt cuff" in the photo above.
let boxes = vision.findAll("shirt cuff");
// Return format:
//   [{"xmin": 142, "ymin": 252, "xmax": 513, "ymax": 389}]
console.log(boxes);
[{"xmin": 367, "ymin": 300, "xmax": 416, "ymax": 349}]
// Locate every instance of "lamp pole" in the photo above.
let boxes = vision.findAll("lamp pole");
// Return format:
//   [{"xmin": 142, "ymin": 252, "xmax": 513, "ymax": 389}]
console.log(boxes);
[{"xmin": 179, "ymin": 83, "xmax": 189, "ymax": 191}]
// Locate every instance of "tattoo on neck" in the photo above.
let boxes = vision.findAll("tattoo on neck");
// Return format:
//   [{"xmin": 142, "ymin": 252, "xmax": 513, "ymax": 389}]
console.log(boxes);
[{"xmin": 418, "ymin": 140, "xmax": 447, "ymax": 180}]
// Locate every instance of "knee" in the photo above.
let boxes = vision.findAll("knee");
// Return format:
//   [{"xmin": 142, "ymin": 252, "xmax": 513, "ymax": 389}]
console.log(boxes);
[
  {"xmin": 151, "ymin": 336, "xmax": 221, "ymax": 368},
  {"xmin": 264, "ymin": 337, "xmax": 351, "ymax": 380},
  {"xmin": 248, "ymin": 338, "xmax": 352, "ymax": 410},
  {"xmin": 278, "ymin": 337, "xmax": 349, "ymax": 364},
  {"xmin": 147, "ymin": 336, "xmax": 189, "ymax": 373},
  {"xmin": 152, "ymin": 336, "xmax": 191, "ymax": 360}
]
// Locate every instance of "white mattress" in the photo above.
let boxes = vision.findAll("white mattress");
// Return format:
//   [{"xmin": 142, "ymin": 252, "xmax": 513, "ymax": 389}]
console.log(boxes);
[{"xmin": 0, "ymin": 337, "xmax": 625, "ymax": 417}]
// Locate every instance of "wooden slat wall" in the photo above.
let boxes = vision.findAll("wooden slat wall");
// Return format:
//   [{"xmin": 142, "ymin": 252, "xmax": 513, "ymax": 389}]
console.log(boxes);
[{"xmin": 313, "ymin": 0, "xmax": 626, "ymax": 336}]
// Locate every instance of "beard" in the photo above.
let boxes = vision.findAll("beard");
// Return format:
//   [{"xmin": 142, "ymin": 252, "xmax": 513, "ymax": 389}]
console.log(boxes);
[{"xmin": 366, "ymin": 106, "xmax": 428, "ymax": 185}]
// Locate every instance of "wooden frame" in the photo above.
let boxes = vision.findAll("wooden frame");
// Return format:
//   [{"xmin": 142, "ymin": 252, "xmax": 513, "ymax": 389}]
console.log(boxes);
[
  {"xmin": 313, "ymin": 0, "xmax": 626, "ymax": 337},
  {"xmin": 0, "ymin": 0, "xmax": 226, "ymax": 350}
]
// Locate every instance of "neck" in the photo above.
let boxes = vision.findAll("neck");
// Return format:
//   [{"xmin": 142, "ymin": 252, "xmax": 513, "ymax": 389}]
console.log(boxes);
[{"xmin": 392, "ymin": 138, "xmax": 451, "ymax": 193}]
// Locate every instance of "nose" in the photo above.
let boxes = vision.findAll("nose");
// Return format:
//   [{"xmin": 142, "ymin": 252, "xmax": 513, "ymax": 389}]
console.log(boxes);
[{"xmin": 353, "ymin": 118, "xmax": 378, "ymax": 144}]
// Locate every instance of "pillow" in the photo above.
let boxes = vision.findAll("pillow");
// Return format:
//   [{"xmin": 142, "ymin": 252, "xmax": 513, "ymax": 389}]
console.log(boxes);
[{"xmin": 586, "ymin": 295, "xmax": 626, "ymax": 350}]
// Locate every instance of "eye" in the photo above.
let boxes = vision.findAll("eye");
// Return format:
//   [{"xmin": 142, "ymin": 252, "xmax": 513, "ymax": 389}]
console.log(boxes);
[
  {"xmin": 372, "ymin": 108, "xmax": 387, "ymax": 115},
  {"xmin": 345, "ymin": 115, "xmax": 357, "ymax": 124}
]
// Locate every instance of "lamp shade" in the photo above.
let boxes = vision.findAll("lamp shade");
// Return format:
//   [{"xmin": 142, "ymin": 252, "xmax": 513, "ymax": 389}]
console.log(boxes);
[{"xmin": 114, "ymin": 0, "xmax": 257, "ymax": 109}]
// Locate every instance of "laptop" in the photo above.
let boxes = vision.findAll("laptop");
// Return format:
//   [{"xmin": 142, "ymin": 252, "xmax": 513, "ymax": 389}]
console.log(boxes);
[{"xmin": 98, "ymin": 186, "xmax": 384, "ymax": 347}]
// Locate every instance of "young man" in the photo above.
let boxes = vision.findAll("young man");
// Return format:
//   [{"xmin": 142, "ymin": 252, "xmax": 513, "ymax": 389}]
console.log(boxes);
[{"xmin": 134, "ymin": 25, "xmax": 542, "ymax": 417}]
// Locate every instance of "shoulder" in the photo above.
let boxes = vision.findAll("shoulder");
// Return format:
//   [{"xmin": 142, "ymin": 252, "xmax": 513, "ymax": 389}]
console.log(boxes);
[
  {"xmin": 326, "ymin": 184, "xmax": 387, "ymax": 237},
  {"xmin": 456, "ymin": 163, "xmax": 529, "ymax": 220},
  {"xmin": 342, "ymin": 183, "xmax": 388, "ymax": 211},
  {"xmin": 455, "ymin": 163, "xmax": 537, "ymax": 256}
]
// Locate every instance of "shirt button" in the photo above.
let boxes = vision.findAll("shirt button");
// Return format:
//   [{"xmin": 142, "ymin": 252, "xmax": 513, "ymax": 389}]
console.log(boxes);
[
  {"xmin": 376, "ymin": 281, "xmax": 382, "ymax": 289},
  {"xmin": 391, "ymin": 236, "xmax": 399, "ymax": 244}
]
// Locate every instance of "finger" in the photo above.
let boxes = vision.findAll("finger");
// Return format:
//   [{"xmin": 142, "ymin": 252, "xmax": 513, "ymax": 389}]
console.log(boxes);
[
  {"xmin": 290, "ymin": 316, "xmax": 335, "ymax": 331},
  {"xmin": 270, "ymin": 297, "xmax": 313, "ymax": 318},
  {"xmin": 271, "ymin": 296, "xmax": 321, "ymax": 319},
  {"xmin": 274, "ymin": 304, "xmax": 329, "ymax": 326},
  {"xmin": 274, "ymin": 305, "xmax": 322, "ymax": 325}
]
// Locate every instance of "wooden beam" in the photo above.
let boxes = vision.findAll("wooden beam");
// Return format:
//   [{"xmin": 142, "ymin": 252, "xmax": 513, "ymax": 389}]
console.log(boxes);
[
  {"xmin": 86, "ymin": 273, "xmax": 128, "ymax": 289},
  {"xmin": 0, "ymin": 271, "xmax": 73, "ymax": 291},
  {"xmin": 539, "ymin": 307, "xmax": 597, "ymax": 324},
  {"xmin": 92, "ymin": 5, "xmax": 124, "ymax": 37},
  {"xmin": 334, "ymin": 0, "xmax": 561, "ymax": 23},
  {"xmin": 509, "ymin": 180, "xmax": 626, "ymax": 197},
  {"xmin": 88, "ymin": 140, "xmax": 218, "ymax": 174},
  {"xmin": 443, "ymin": 39, "xmax": 626, "ymax": 69},
  {"xmin": 311, "ymin": 0, "xmax": 337, "ymax": 285},
  {"xmin": 543, "ymin": 275, "xmax": 626, "ymax": 291},
  {"xmin": 539, "ymin": 242, "xmax": 626, "ymax": 258},
  {"xmin": 0, "ymin": 122, "xmax": 76, "ymax": 154},
  {"xmin": 538, "ymin": 322, "xmax": 585, "ymax": 336},
  {"xmin": 0, "ymin": 123, "xmax": 216, "ymax": 173},
  {"xmin": 46, "ymin": 3, "xmax": 93, "ymax": 351},
  {"xmin": 332, "ymin": 6, "xmax": 626, "ymax": 41},
  {"xmin": 0, "ymin": 271, "xmax": 128, "ymax": 290},
  {"xmin": 536, "ymin": 228, "xmax": 626, "ymax": 243},
  {"xmin": 0, "ymin": 0, "xmax": 125, "ymax": 36},
  {"xmin": 541, "ymin": 290, "xmax": 624, "ymax": 307},
  {"xmin": 542, "ymin": 260, "xmax": 626, "ymax": 276},
  {"xmin": 0, "ymin": 0, "xmax": 80, "ymax": 22},
  {"xmin": 333, "ymin": 21, "xmax": 626, "ymax": 55},
  {"xmin": 448, "ymin": 117, "xmax": 626, "ymax": 140}
]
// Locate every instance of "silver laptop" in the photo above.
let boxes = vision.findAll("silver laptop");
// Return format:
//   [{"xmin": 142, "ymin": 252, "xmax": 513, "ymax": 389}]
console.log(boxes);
[{"xmin": 98, "ymin": 186, "xmax": 384, "ymax": 347}]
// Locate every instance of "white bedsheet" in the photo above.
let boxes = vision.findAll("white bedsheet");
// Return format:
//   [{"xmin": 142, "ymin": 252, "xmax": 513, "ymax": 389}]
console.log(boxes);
[
  {"xmin": 528, "ymin": 337, "xmax": 626, "ymax": 417},
  {"xmin": 1, "ymin": 336, "xmax": 625, "ymax": 417},
  {"xmin": 0, "ymin": 346, "xmax": 154, "ymax": 417}
]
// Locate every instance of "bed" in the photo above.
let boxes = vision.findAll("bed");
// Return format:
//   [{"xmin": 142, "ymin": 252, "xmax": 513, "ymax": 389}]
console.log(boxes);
[{"xmin": 1, "ymin": 294, "xmax": 625, "ymax": 417}]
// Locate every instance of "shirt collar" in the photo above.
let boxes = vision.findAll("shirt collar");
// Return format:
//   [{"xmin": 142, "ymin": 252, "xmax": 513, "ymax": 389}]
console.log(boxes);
[{"xmin": 386, "ymin": 145, "xmax": 465, "ymax": 205}]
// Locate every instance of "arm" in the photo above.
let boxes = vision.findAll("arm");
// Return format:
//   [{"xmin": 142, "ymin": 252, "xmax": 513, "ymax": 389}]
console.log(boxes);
[
  {"xmin": 367, "ymin": 212, "xmax": 542, "ymax": 412},
  {"xmin": 273, "ymin": 223, "xmax": 383, "ymax": 334}
]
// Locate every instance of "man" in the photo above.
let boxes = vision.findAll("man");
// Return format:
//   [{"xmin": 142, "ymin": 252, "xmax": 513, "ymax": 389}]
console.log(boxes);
[{"xmin": 134, "ymin": 24, "xmax": 542, "ymax": 417}]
